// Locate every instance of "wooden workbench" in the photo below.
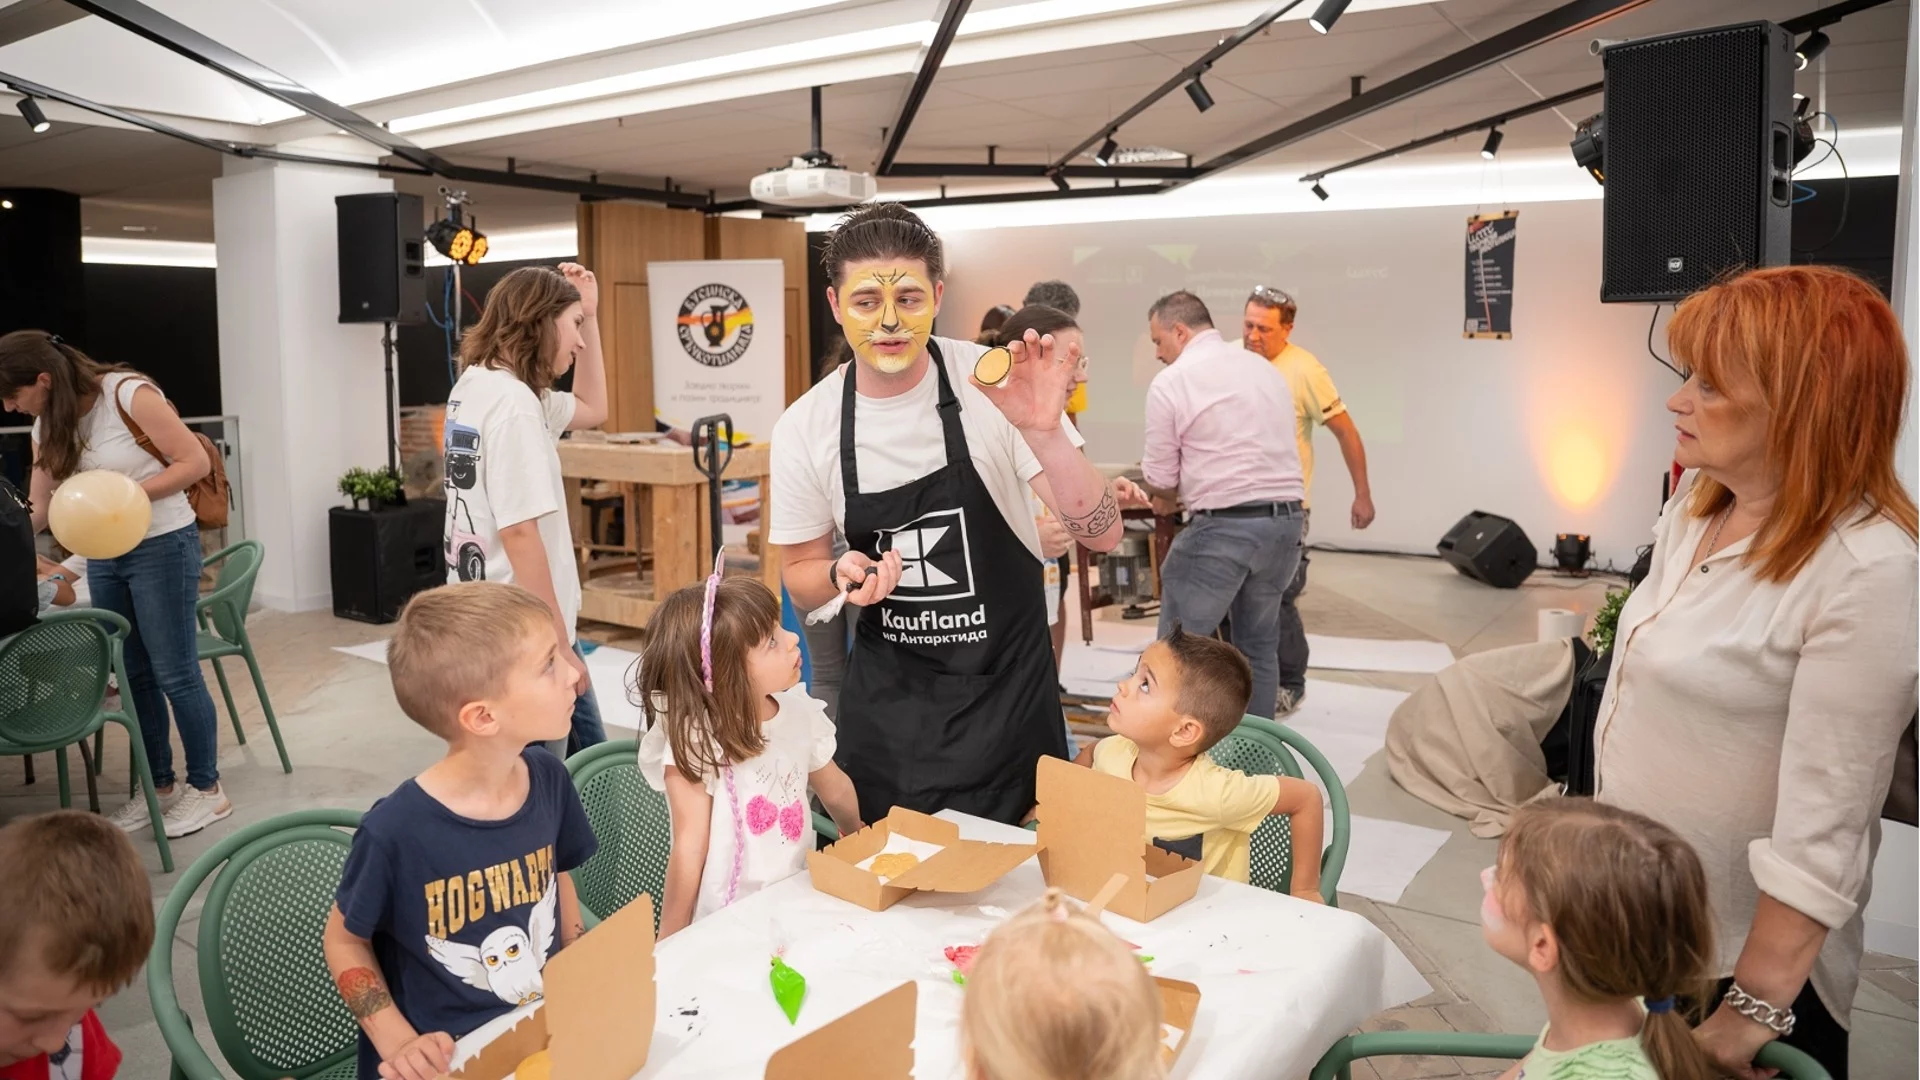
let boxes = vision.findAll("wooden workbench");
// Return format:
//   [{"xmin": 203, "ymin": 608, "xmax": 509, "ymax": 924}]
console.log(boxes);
[{"xmin": 559, "ymin": 438, "xmax": 778, "ymax": 628}]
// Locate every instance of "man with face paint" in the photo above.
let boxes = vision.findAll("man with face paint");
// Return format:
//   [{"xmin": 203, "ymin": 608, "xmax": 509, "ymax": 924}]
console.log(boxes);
[{"xmin": 769, "ymin": 203, "xmax": 1130, "ymax": 826}]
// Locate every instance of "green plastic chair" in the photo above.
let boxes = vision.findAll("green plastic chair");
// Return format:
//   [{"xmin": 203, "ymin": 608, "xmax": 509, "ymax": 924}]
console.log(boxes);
[
  {"xmin": 1206, "ymin": 714, "xmax": 1351, "ymax": 905},
  {"xmin": 1310, "ymin": 1030, "xmax": 1830, "ymax": 1080},
  {"xmin": 198, "ymin": 541, "xmax": 291, "ymax": 773},
  {"xmin": 565, "ymin": 738, "xmax": 843, "ymax": 932},
  {"xmin": 0, "ymin": 609, "xmax": 173, "ymax": 872},
  {"xmin": 150, "ymin": 809, "xmax": 362, "ymax": 1080}
]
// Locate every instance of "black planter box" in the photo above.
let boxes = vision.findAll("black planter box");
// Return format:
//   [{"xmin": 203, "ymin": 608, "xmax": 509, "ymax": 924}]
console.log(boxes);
[{"xmin": 329, "ymin": 498, "xmax": 445, "ymax": 624}]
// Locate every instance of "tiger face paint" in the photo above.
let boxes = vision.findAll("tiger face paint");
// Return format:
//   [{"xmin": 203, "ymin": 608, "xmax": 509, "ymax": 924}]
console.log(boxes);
[{"xmin": 833, "ymin": 264, "xmax": 938, "ymax": 374}]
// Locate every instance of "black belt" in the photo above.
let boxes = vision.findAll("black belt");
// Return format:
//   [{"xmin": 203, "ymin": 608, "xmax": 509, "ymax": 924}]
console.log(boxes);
[{"xmin": 1194, "ymin": 500, "xmax": 1303, "ymax": 518}]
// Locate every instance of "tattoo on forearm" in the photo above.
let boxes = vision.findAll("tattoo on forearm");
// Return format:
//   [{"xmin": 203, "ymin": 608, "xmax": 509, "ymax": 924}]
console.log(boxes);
[
  {"xmin": 336, "ymin": 966, "xmax": 394, "ymax": 1019},
  {"xmin": 1061, "ymin": 486, "xmax": 1120, "ymax": 537}
]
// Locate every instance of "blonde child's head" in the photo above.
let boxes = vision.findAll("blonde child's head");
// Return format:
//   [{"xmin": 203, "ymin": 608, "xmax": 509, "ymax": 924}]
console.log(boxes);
[
  {"xmin": 387, "ymin": 582, "xmax": 574, "ymax": 747},
  {"xmin": 634, "ymin": 574, "xmax": 802, "ymax": 783},
  {"xmin": 1484, "ymin": 799, "xmax": 1716, "ymax": 1080},
  {"xmin": 0, "ymin": 811, "xmax": 153, "ymax": 1065},
  {"xmin": 1106, "ymin": 627, "xmax": 1251, "ymax": 759},
  {"xmin": 962, "ymin": 889, "xmax": 1165, "ymax": 1080}
]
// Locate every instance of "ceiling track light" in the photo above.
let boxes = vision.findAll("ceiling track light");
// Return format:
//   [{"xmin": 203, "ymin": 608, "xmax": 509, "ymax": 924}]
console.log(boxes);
[
  {"xmin": 1794, "ymin": 29, "xmax": 1830, "ymax": 70},
  {"xmin": 1310, "ymin": 181, "xmax": 1329, "ymax": 201},
  {"xmin": 1095, "ymin": 136, "xmax": 1119, "ymax": 166},
  {"xmin": 16, "ymin": 96, "xmax": 49, "ymax": 134},
  {"xmin": 1480, "ymin": 127, "xmax": 1504, "ymax": 159},
  {"xmin": 1308, "ymin": 0, "xmax": 1352, "ymax": 34},
  {"xmin": 1185, "ymin": 76, "xmax": 1214, "ymax": 113}
]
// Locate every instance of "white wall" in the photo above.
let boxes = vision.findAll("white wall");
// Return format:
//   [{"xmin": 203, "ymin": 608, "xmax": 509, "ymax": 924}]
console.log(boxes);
[
  {"xmin": 214, "ymin": 158, "xmax": 393, "ymax": 612},
  {"xmin": 940, "ymin": 198, "xmax": 1678, "ymax": 571}
]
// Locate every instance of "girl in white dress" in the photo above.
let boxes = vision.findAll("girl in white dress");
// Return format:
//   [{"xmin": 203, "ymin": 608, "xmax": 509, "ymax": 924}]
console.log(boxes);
[{"xmin": 637, "ymin": 559, "xmax": 864, "ymax": 937}]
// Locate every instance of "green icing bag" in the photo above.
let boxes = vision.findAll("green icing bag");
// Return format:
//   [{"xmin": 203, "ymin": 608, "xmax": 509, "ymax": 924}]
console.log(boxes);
[{"xmin": 770, "ymin": 955, "xmax": 807, "ymax": 1024}]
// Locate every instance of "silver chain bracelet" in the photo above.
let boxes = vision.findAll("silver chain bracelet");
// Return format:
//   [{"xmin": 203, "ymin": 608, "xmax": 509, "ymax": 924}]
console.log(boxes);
[{"xmin": 1723, "ymin": 983, "xmax": 1796, "ymax": 1036}]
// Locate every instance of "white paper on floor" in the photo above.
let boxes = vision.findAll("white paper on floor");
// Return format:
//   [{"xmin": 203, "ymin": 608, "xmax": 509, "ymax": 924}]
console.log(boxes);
[
  {"xmin": 1305, "ymin": 635, "xmax": 1455, "ymax": 675},
  {"xmin": 1284, "ymin": 721, "xmax": 1385, "ymax": 788},
  {"xmin": 1059, "ymin": 643, "xmax": 1146, "ymax": 698},
  {"xmin": 336, "ymin": 640, "xmax": 646, "ymax": 734},
  {"xmin": 1333, "ymin": 815, "xmax": 1453, "ymax": 905},
  {"xmin": 1290, "ymin": 679, "xmax": 1407, "ymax": 743}
]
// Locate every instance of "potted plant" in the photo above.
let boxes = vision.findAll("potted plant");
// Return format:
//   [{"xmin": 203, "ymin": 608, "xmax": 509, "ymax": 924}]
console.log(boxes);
[{"xmin": 338, "ymin": 466, "xmax": 407, "ymax": 511}]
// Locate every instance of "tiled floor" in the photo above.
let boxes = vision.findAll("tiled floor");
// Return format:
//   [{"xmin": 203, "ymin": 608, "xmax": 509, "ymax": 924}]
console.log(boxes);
[{"xmin": 4, "ymin": 550, "xmax": 1912, "ymax": 1078}]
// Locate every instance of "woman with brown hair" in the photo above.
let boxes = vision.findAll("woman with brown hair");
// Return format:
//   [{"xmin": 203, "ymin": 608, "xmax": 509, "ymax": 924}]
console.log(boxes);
[
  {"xmin": 1594, "ymin": 265, "xmax": 1917, "ymax": 1080},
  {"xmin": 0, "ymin": 332, "xmax": 230, "ymax": 837},
  {"xmin": 444, "ymin": 262, "xmax": 608, "ymax": 755}
]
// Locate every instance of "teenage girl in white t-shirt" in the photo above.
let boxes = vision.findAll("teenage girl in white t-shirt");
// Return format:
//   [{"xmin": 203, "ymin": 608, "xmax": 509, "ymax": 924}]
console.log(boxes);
[
  {"xmin": 445, "ymin": 264, "xmax": 609, "ymax": 756},
  {"xmin": 637, "ymin": 570, "xmax": 864, "ymax": 938},
  {"xmin": 0, "ymin": 331, "xmax": 232, "ymax": 839}
]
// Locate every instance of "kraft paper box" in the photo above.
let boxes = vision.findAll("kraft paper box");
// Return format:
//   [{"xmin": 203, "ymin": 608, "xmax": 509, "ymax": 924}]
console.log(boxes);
[
  {"xmin": 1156, "ymin": 976, "xmax": 1202, "ymax": 1067},
  {"xmin": 807, "ymin": 807, "xmax": 1035, "ymax": 912},
  {"xmin": 450, "ymin": 893, "xmax": 656, "ymax": 1080},
  {"xmin": 764, "ymin": 981, "xmax": 917, "ymax": 1079},
  {"xmin": 1034, "ymin": 756, "xmax": 1205, "ymax": 922}
]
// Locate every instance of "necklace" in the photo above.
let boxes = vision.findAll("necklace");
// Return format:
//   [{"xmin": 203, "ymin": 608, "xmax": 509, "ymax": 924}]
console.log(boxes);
[{"xmin": 1701, "ymin": 500, "xmax": 1734, "ymax": 569}]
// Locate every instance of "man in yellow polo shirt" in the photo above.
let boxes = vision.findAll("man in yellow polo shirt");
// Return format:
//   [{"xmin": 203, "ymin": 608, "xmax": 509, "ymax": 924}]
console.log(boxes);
[{"xmin": 1239, "ymin": 286, "xmax": 1375, "ymax": 715}]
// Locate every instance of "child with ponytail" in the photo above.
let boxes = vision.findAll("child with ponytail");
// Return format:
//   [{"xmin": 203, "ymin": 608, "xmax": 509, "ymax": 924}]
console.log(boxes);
[
  {"xmin": 636, "ymin": 561, "xmax": 863, "ymax": 938},
  {"xmin": 1483, "ymin": 799, "xmax": 1717, "ymax": 1080}
]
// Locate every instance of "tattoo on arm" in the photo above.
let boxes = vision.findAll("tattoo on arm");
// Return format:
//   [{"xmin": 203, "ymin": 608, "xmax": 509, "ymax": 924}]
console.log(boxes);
[
  {"xmin": 1060, "ymin": 485, "xmax": 1120, "ymax": 537},
  {"xmin": 336, "ymin": 966, "xmax": 394, "ymax": 1020}
]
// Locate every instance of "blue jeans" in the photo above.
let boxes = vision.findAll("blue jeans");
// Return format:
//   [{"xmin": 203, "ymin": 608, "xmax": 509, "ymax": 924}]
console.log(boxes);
[
  {"xmin": 1157, "ymin": 509, "xmax": 1304, "ymax": 719},
  {"xmin": 88, "ymin": 524, "xmax": 221, "ymax": 790},
  {"xmin": 1276, "ymin": 509, "xmax": 1311, "ymax": 695},
  {"xmin": 567, "ymin": 642, "xmax": 606, "ymax": 757}
]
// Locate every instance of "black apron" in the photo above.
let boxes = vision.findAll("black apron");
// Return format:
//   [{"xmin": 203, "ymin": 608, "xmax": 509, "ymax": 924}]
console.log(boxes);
[{"xmin": 835, "ymin": 341, "xmax": 1067, "ymax": 825}]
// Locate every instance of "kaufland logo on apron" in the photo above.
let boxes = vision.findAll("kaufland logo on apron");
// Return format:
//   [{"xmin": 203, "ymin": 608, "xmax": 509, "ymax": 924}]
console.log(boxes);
[{"xmin": 877, "ymin": 508, "xmax": 974, "ymax": 603}]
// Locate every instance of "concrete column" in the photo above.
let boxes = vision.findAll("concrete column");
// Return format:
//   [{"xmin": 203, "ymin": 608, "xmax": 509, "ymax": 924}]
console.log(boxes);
[{"xmin": 213, "ymin": 157, "xmax": 392, "ymax": 611}]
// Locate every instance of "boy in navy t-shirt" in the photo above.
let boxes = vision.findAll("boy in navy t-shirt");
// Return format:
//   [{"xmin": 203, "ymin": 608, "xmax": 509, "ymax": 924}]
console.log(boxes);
[{"xmin": 323, "ymin": 582, "xmax": 599, "ymax": 1080}]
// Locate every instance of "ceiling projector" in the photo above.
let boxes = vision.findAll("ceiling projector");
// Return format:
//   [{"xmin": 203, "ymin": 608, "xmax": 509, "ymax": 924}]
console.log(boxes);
[{"xmin": 750, "ymin": 155, "xmax": 876, "ymax": 208}]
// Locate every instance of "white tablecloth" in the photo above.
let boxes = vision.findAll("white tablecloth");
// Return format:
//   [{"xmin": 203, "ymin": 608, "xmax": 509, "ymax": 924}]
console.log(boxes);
[{"xmin": 453, "ymin": 811, "xmax": 1429, "ymax": 1079}]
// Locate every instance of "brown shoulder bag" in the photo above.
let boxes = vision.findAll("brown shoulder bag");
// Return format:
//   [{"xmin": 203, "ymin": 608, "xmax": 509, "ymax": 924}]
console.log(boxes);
[{"xmin": 113, "ymin": 380, "xmax": 231, "ymax": 530}]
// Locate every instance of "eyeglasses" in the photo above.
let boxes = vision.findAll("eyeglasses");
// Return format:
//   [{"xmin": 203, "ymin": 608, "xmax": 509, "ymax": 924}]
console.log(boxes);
[{"xmin": 1249, "ymin": 285, "xmax": 1294, "ymax": 307}]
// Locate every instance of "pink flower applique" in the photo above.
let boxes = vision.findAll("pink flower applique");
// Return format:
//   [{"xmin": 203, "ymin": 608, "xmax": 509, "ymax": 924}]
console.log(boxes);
[
  {"xmin": 778, "ymin": 800, "xmax": 806, "ymax": 842},
  {"xmin": 745, "ymin": 795, "xmax": 779, "ymax": 835}
]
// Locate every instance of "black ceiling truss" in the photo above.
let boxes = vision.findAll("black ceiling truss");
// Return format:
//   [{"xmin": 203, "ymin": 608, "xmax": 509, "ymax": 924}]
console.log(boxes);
[
  {"xmin": 875, "ymin": 0, "xmax": 974, "ymax": 175},
  {"xmin": 1779, "ymin": 0, "xmax": 1895, "ymax": 34},
  {"xmin": 1300, "ymin": 81, "xmax": 1602, "ymax": 183},
  {"xmin": 886, "ymin": 162, "xmax": 1198, "ymax": 180}
]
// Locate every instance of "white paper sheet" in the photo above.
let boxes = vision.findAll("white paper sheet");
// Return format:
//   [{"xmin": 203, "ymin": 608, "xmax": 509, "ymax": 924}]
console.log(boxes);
[
  {"xmin": 1059, "ymin": 643, "xmax": 1145, "ymax": 698},
  {"xmin": 1304, "ymin": 634, "xmax": 1455, "ymax": 674},
  {"xmin": 332, "ymin": 640, "xmax": 391, "ymax": 665},
  {"xmin": 1289, "ymin": 679, "xmax": 1408, "ymax": 742},
  {"xmin": 1332, "ymin": 815, "xmax": 1453, "ymax": 905},
  {"xmin": 1284, "ymin": 720, "xmax": 1384, "ymax": 788}
]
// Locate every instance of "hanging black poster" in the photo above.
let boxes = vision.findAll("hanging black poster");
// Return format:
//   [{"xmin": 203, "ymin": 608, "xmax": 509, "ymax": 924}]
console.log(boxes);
[{"xmin": 1464, "ymin": 210, "xmax": 1519, "ymax": 339}]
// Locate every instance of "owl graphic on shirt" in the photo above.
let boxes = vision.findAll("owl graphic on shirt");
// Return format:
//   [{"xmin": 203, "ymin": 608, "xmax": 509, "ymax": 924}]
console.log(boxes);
[{"xmin": 424, "ymin": 876, "xmax": 558, "ymax": 1005}]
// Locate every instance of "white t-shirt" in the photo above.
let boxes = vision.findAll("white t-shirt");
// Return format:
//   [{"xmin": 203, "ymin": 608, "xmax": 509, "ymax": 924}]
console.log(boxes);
[
  {"xmin": 637, "ymin": 686, "xmax": 838, "ymax": 920},
  {"xmin": 441, "ymin": 365, "xmax": 580, "ymax": 640},
  {"xmin": 769, "ymin": 337, "xmax": 1083, "ymax": 561},
  {"xmin": 34, "ymin": 373, "xmax": 196, "ymax": 539}
]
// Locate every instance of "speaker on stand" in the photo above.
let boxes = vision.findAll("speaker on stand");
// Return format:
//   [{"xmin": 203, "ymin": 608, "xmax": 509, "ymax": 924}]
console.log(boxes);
[{"xmin": 1596, "ymin": 21, "xmax": 1797, "ymax": 303}]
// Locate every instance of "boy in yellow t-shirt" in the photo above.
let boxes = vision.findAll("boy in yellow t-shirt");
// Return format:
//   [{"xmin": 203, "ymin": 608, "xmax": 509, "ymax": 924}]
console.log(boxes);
[{"xmin": 1076, "ymin": 629, "xmax": 1325, "ymax": 901}]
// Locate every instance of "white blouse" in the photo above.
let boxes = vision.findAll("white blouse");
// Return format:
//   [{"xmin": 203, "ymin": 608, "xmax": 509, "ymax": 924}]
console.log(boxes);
[
  {"xmin": 1595, "ymin": 473, "xmax": 1918, "ymax": 1025},
  {"xmin": 34, "ymin": 373, "xmax": 196, "ymax": 539},
  {"xmin": 638, "ymin": 686, "xmax": 838, "ymax": 921}
]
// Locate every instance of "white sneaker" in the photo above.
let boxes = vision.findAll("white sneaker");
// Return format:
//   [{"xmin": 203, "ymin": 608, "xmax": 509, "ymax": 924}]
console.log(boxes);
[
  {"xmin": 162, "ymin": 784, "xmax": 233, "ymax": 839},
  {"xmin": 1275, "ymin": 687, "xmax": 1305, "ymax": 717},
  {"xmin": 106, "ymin": 788, "xmax": 178, "ymax": 834}
]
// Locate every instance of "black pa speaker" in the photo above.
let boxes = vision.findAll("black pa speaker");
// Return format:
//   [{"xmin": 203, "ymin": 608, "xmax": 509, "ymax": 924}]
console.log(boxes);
[
  {"xmin": 1598, "ymin": 21, "xmax": 1797, "ymax": 303},
  {"xmin": 336, "ymin": 192, "xmax": 426, "ymax": 324},
  {"xmin": 329, "ymin": 499, "xmax": 445, "ymax": 623},
  {"xmin": 1437, "ymin": 511, "xmax": 1536, "ymax": 589}
]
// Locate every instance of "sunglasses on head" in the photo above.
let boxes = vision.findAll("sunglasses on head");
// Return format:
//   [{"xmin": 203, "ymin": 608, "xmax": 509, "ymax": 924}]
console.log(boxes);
[{"xmin": 1249, "ymin": 285, "xmax": 1294, "ymax": 307}]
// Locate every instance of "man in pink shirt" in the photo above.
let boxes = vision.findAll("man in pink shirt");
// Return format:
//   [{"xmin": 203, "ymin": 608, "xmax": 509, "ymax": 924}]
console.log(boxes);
[{"xmin": 1141, "ymin": 291, "xmax": 1305, "ymax": 718}]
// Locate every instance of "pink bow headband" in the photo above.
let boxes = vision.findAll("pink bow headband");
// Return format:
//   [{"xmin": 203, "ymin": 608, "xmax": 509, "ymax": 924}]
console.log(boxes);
[{"xmin": 698, "ymin": 548, "xmax": 726, "ymax": 692}]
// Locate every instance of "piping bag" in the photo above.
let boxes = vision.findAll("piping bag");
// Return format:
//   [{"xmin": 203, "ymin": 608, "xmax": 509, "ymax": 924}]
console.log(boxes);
[
  {"xmin": 769, "ymin": 919, "xmax": 808, "ymax": 1023},
  {"xmin": 805, "ymin": 566, "xmax": 871, "ymax": 626}
]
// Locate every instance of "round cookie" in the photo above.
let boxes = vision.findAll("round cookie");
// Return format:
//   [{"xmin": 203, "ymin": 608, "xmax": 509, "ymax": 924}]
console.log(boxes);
[
  {"xmin": 517, "ymin": 1049, "xmax": 552, "ymax": 1080},
  {"xmin": 869, "ymin": 852, "xmax": 921, "ymax": 880},
  {"xmin": 973, "ymin": 346, "xmax": 1012, "ymax": 387}
]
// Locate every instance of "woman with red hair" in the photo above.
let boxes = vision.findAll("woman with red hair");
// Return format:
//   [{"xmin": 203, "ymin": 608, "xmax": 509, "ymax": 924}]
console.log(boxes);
[{"xmin": 1593, "ymin": 265, "xmax": 1916, "ymax": 1080}]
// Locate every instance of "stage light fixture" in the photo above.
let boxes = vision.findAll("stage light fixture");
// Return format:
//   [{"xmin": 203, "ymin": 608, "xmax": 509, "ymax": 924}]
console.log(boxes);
[
  {"xmin": 1480, "ymin": 128, "xmax": 1504, "ymax": 159},
  {"xmin": 426, "ymin": 217, "xmax": 475, "ymax": 261},
  {"xmin": 1553, "ymin": 533, "xmax": 1592, "ymax": 573},
  {"xmin": 1185, "ymin": 77, "xmax": 1214, "ymax": 113},
  {"xmin": 1794, "ymin": 29, "xmax": 1829, "ymax": 70},
  {"xmin": 1310, "ymin": 181, "xmax": 1328, "ymax": 201},
  {"xmin": 17, "ymin": 96, "xmax": 49, "ymax": 134},
  {"xmin": 0, "ymin": 200, "xmax": 12, "ymax": 210},
  {"xmin": 1309, "ymin": 0, "xmax": 1352, "ymax": 34},
  {"xmin": 1569, "ymin": 111, "xmax": 1605, "ymax": 185},
  {"xmin": 464, "ymin": 229, "xmax": 488, "ymax": 265},
  {"xmin": 1094, "ymin": 136, "xmax": 1119, "ymax": 166}
]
